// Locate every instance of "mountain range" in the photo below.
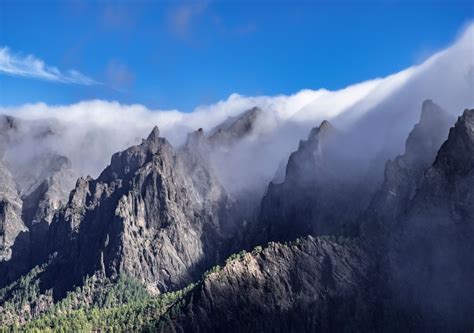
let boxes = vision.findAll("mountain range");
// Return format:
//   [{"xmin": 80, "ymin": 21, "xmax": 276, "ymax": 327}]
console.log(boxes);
[
  {"xmin": 0, "ymin": 23, "xmax": 473, "ymax": 333},
  {"xmin": 0, "ymin": 96, "xmax": 473, "ymax": 331}
]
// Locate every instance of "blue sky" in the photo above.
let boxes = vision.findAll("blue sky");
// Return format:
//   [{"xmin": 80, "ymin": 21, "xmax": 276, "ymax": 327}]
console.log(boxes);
[{"xmin": 0, "ymin": 0, "xmax": 473, "ymax": 112}]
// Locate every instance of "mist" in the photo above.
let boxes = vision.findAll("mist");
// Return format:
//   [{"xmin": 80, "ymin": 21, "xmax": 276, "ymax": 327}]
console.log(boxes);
[{"xmin": 0, "ymin": 23, "xmax": 473, "ymax": 197}]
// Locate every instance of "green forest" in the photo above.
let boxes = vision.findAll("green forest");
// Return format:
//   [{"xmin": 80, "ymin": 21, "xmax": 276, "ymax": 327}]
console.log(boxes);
[{"xmin": 0, "ymin": 266, "xmax": 197, "ymax": 332}]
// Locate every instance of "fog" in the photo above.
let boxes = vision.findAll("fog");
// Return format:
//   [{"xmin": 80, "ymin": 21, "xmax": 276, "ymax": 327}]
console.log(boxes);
[{"xmin": 0, "ymin": 23, "xmax": 472, "ymax": 197}]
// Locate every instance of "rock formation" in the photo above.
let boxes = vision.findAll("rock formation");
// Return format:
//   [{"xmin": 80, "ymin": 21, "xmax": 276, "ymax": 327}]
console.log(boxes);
[
  {"xmin": 385, "ymin": 108, "xmax": 474, "ymax": 328},
  {"xmin": 363, "ymin": 100, "xmax": 454, "ymax": 234},
  {"xmin": 41, "ymin": 126, "xmax": 238, "ymax": 297},
  {"xmin": 158, "ymin": 106, "xmax": 474, "ymax": 332},
  {"xmin": 0, "ymin": 103, "xmax": 473, "ymax": 331},
  {"xmin": 256, "ymin": 119, "xmax": 368, "ymax": 243},
  {"xmin": 161, "ymin": 236, "xmax": 376, "ymax": 332},
  {"xmin": 0, "ymin": 161, "xmax": 26, "ymax": 262}
]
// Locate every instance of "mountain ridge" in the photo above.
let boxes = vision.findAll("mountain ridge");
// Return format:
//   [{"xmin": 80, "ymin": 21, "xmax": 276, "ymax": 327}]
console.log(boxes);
[{"xmin": 0, "ymin": 102, "xmax": 472, "ymax": 331}]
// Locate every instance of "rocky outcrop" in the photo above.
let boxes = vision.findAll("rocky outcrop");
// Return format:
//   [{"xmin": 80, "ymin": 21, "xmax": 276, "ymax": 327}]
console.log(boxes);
[
  {"xmin": 0, "ymin": 162, "xmax": 26, "ymax": 262},
  {"xmin": 160, "ymin": 236, "xmax": 376, "ymax": 332},
  {"xmin": 159, "ymin": 104, "xmax": 474, "ymax": 332},
  {"xmin": 385, "ymin": 109, "xmax": 474, "ymax": 328},
  {"xmin": 362, "ymin": 100, "xmax": 454, "ymax": 235},
  {"xmin": 0, "ymin": 150, "xmax": 76, "ymax": 285},
  {"xmin": 208, "ymin": 106, "xmax": 263, "ymax": 146},
  {"xmin": 20, "ymin": 153, "xmax": 76, "ymax": 226},
  {"xmin": 43, "ymin": 126, "xmax": 238, "ymax": 297},
  {"xmin": 0, "ymin": 116, "xmax": 18, "ymax": 157},
  {"xmin": 1, "ymin": 103, "xmax": 473, "ymax": 331},
  {"xmin": 0, "ymin": 115, "xmax": 76, "ymax": 229},
  {"xmin": 256, "ymin": 120, "xmax": 367, "ymax": 243}
]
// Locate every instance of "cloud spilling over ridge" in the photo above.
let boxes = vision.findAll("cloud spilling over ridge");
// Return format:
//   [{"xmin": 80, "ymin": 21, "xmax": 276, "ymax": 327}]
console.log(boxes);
[
  {"xmin": 0, "ymin": 83, "xmax": 395, "ymax": 180},
  {"xmin": 0, "ymin": 47, "xmax": 98, "ymax": 85},
  {"xmin": 0, "ymin": 23, "xmax": 473, "ymax": 194}
]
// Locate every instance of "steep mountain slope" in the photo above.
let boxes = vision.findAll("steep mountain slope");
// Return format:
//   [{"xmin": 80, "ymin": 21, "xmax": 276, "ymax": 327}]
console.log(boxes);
[
  {"xmin": 41, "ymin": 126, "xmax": 238, "ymax": 297},
  {"xmin": 0, "ymin": 115, "xmax": 76, "ymax": 228},
  {"xmin": 256, "ymin": 119, "xmax": 372, "ymax": 244},
  {"xmin": 160, "ymin": 236, "xmax": 376, "ymax": 332},
  {"xmin": 208, "ymin": 106, "xmax": 263, "ymax": 146},
  {"xmin": 0, "ymin": 103, "xmax": 472, "ymax": 332},
  {"xmin": 363, "ymin": 100, "xmax": 454, "ymax": 234},
  {"xmin": 386, "ymin": 108, "xmax": 474, "ymax": 328},
  {"xmin": 0, "ymin": 161, "xmax": 25, "ymax": 262},
  {"xmin": 157, "ymin": 106, "xmax": 474, "ymax": 332},
  {"xmin": 0, "ymin": 116, "xmax": 77, "ymax": 286}
]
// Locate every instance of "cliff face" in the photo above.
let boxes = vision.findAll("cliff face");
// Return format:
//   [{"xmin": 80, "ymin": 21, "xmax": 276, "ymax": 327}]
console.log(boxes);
[
  {"xmin": 386, "ymin": 109, "xmax": 474, "ymax": 326},
  {"xmin": 43, "ymin": 126, "xmax": 238, "ymax": 296},
  {"xmin": 0, "ymin": 117, "xmax": 26, "ymax": 263},
  {"xmin": 19, "ymin": 154, "xmax": 76, "ymax": 226},
  {"xmin": 158, "ymin": 106, "xmax": 474, "ymax": 332},
  {"xmin": 208, "ymin": 106, "xmax": 263, "ymax": 146},
  {"xmin": 0, "ymin": 116, "xmax": 77, "ymax": 286},
  {"xmin": 0, "ymin": 162, "xmax": 25, "ymax": 262},
  {"xmin": 1, "ymin": 104, "xmax": 473, "ymax": 331},
  {"xmin": 161, "ymin": 236, "xmax": 376, "ymax": 332},
  {"xmin": 363, "ymin": 100, "xmax": 454, "ymax": 233},
  {"xmin": 256, "ymin": 120, "xmax": 370, "ymax": 244}
]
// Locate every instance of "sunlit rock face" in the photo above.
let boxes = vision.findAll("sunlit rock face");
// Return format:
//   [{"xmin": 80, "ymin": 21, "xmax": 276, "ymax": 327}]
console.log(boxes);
[
  {"xmin": 0, "ymin": 102, "xmax": 473, "ymax": 331},
  {"xmin": 161, "ymin": 236, "xmax": 376, "ymax": 332},
  {"xmin": 40, "ymin": 126, "xmax": 240, "ymax": 297}
]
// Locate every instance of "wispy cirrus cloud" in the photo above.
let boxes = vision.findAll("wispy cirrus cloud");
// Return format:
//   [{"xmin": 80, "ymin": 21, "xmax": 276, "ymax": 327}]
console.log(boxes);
[{"xmin": 0, "ymin": 47, "xmax": 99, "ymax": 85}]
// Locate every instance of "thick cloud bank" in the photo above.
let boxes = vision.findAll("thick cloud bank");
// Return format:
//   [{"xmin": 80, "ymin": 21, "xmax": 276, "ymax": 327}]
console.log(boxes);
[{"xmin": 1, "ymin": 23, "xmax": 473, "ymax": 195}]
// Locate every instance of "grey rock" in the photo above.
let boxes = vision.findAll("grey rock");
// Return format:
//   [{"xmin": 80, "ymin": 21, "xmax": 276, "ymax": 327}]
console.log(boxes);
[
  {"xmin": 256, "ymin": 120, "xmax": 367, "ymax": 243},
  {"xmin": 386, "ymin": 108, "xmax": 474, "ymax": 326},
  {"xmin": 0, "ymin": 162, "xmax": 26, "ymax": 262},
  {"xmin": 43, "ymin": 126, "xmax": 238, "ymax": 296},
  {"xmin": 363, "ymin": 100, "xmax": 454, "ymax": 234},
  {"xmin": 160, "ymin": 103, "xmax": 474, "ymax": 332},
  {"xmin": 208, "ymin": 106, "xmax": 263, "ymax": 146},
  {"xmin": 160, "ymin": 236, "xmax": 376, "ymax": 332}
]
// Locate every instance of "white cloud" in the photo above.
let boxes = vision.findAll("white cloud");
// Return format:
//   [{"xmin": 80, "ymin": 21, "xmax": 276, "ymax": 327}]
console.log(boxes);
[
  {"xmin": 0, "ymin": 47, "xmax": 98, "ymax": 85},
  {"xmin": 1, "ymin": 22, "xmax": 473, "ymax": 195}
]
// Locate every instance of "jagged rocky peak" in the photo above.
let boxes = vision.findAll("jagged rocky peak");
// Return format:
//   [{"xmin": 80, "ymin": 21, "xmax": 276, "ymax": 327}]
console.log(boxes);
[
  {"xmin": 21, "ymin": 153, "xmax": 76, "ymax": 226},
  {"xmin": 403, "ymin": 99, "xmax": 454, "ymax": 166},
  {"xmin": 363, "ymin": 100, "xmax": 454, "ymax": 232},
  {"xmin": 300, "ymin": 119, "xmax": 334, "ymax": 148},
  {"xmin": 145, "ymin": 125, "xmax": 160, "ymax": 145},
  {"xmin": 255, "ymin": 119, "xmax": 361, "ymax": 244},
  {"xmin": 384, "ymin": 108, "xmax": 474, "ymax": 326},
  {"xmin": 286, "ymin": 119, "xmax": 336, "ymax": 182},
  {"xmin": 181, "ymin": 128, "xmax": 213, "ymax": 171},
  {"xmin": 36, "ymin": 122, "xmax": 239, "ymax": 296},
  {"xmin": 434, "ymin": 108, "xmax": 474, "ymax": 174},
  {"xmin": 209, "ymin": 106, "xmax": 263, "ymax": 144},
  {"xmin": 184, "ymin": 127, "xmax": 208, "ymax": 149},
  {"xmin": 101, "ymin": 125, "xmax": 169, "ymax": 181},
  {"xmin": 12, "ymin": 152, "xmax": 71, "ymax": 198},
  {"xmin": 396, "ymin": 109, "xmax": 474, "ymax": 229},
  {"xmin": 316, "ymin": 119, "xmax": 333, "ymax": 137}
]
